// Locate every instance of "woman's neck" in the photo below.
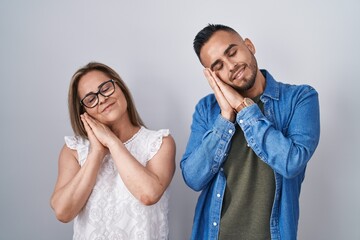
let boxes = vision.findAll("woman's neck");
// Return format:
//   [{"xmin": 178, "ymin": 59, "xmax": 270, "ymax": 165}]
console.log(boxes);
[{"xmin": 109, "ymin": 116, "xmax": 140, "ymax": 143}]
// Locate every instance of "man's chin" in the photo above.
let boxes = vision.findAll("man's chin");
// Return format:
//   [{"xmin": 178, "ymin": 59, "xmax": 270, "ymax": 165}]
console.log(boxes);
[{"xmin": 233, "ymin": 80, "xmax": 255, "ymax": 93}]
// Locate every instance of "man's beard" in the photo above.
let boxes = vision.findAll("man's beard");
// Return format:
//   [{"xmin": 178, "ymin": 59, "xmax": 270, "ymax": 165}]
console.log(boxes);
[{"xmin": 233, "ymin": 54, "xmax": 258, "ymax": 94}]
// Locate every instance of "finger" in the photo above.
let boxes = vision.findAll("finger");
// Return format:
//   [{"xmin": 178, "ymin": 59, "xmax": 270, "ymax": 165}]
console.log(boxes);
[
  {"xmin": 208, "ymin": 70, "xmax": 243, "ymax": 109},
  {"xmin": 83, "ymin": 112, "xmax": 100, "ymax": 129},
  {"xmin": 81, "ymin": 115, "xmax": 106, "ymax": 152},
  {"xmin": 220, "ymin": 84, "xmax": 243, "ymax": 109},
  {"xmin": 204, "ymin": 68, "xmax": 226, "ymax": 96},
  {"xmin": 204, "ymin": 69, "xmax": 227, "ymax": 99},
  {"xmin": 204, "ymin": 69, "xmax": 233, "ymax": 110},
  {"xmin": 208, "ymin": 70, "xmax": 232, "ymax": 92},
  {"xmin": 208, "ymin": 69, "xmax": 232, "ymax": 92},
  {"xmin": 83, "ymin": 113, "xmax": 111, "ymax": 137},
  {"xmin": 203, "ymin": 68, "xmax": 217, "ymax": 89},
  {"xmin": 81, "ymin": 114, "xmax": 94, "ymax": 136},
  {"xmin": 206, "ymin": 69, "xmax": 220, "ymax": 83},
  {"xmin": 81, "ymin": 114, "xmax": 90, "ymax": 130}
]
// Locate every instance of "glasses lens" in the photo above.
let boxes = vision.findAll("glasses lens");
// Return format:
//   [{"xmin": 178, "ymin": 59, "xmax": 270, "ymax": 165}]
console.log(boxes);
[
  {"xmin": 80, "ymin": 80, "xmax": 115, "ymax": 108},
  {"xmin": 82, "ymin": 94, "xmax": 98, "ymax": 108},
  {"xmin": 100, "ymin": 81, "xmax": 115, "ymax": 97}
]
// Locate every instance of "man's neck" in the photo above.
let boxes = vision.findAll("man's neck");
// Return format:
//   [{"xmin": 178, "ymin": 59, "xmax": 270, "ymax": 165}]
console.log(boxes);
[{"xmin": 244, "ymin": 69, "xmax": 266, "ymax": 98}]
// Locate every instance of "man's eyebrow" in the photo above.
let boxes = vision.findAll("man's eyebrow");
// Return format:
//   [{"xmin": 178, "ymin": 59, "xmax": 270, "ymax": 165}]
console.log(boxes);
[
  {"xmin": 210, "ymin": 44, "xmax": 238, "ymax": 70},
  {"xmin": 224, "ymin": 44, "xmax": 237, "ymax": 56}
]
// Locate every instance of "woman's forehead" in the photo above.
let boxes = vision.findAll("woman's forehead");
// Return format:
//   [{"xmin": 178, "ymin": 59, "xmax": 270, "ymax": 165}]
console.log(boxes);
[{"xmin": 78, "ymin": 71, "xmax": 108, "ymax": 94}]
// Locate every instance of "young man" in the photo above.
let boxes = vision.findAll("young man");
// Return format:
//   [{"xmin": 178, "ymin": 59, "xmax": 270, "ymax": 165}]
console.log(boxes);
[{"xmin": 180, "ymin": 24, "xmax": 320, "ymax": 240}]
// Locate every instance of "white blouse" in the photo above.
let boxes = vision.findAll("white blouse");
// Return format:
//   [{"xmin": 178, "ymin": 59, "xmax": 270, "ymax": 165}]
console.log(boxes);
[{"xmin": 65, "ymin": 127, "xmax": 170, "ymax": 240}]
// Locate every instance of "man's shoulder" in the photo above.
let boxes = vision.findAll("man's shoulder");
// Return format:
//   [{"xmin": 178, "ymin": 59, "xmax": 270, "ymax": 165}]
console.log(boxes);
[
  {"xmin": 279, "ymin": 81, "xmax": 318, "ymax": 96},
  {"xmin": 264, "ymin": 70, "xmax": 318, "ymax": 98},
  {"xmin": 196, "ymin": 93, "xmax": 217, "ymax": 107}
]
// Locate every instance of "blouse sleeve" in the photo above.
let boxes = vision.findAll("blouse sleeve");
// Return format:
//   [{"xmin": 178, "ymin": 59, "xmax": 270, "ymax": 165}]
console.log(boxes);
[
  {"xmin": 147, "ymin": 129, "xmax": 170, "ymax": 162},
  {"xmin": 64, "ymin": 136, "xmax": 89, "ymax": 166}
]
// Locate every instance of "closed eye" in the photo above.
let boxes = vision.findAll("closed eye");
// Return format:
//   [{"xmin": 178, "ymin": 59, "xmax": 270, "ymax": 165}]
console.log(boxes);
[
  {"xmin": 86, "ymin": 95, "xmax": 97, "ymax": 103},
  {"xmin": 213, "ymin": 62, "xmax": 223, "ymax": 71},
  {"xmin": 101, "ymin": 86, "xmax": 111, "ymax": 92},
  {"xmin": 229, "ymin": 49, "xmax": 237, "ymax": 57}
]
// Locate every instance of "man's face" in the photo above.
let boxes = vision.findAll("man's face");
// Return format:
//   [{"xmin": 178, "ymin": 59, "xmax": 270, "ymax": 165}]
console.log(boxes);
[{"xmin": 200, "ymin": 30, "xmax": 258, "ymax": 93}]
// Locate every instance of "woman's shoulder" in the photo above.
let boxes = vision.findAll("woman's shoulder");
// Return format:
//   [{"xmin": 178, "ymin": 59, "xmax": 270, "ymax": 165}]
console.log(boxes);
[
  {"xmin": 64, "ymin": 136, "xmax": 89, "ymax": 150},
  {"xmin": 126, "ymin": 126, "xmax": 173, "ymax": 161},
  {"xmin": 126, "ymin": 126, "xmax": 170, "ymax": 144},
  {"xmin": 141, "ymin": 127, "xmax": 170, "ymax": 138},
  {"xmin": 63, "ymin": 136, "xmax": 89, "ymax": 165}
]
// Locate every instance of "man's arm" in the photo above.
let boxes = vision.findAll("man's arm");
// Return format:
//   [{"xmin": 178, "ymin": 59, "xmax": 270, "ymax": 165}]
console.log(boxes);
[
  {"xmin": 238, "ymin": 86, "xmax": 320, "ymax": 178},
  {"xmin": 180, "ymin": 98, "xmax": 235, "ymax": 191}
]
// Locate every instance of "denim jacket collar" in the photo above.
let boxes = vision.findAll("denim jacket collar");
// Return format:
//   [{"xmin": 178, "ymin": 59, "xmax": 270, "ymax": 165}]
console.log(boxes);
[{"xmin": 261, "ymin": 70, "xmax": 280, "ymax": 101}]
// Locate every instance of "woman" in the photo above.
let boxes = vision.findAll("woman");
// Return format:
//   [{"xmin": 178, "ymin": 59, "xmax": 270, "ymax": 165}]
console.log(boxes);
[{"xmin": 50, "ymin": 62, "xmax": 176, "ymax": 239}]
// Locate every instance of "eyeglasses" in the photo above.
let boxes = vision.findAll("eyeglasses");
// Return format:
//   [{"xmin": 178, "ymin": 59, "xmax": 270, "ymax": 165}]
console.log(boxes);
[{"xmin": 80, "ymin": 79, "xmax": 116, "ymax": 108}]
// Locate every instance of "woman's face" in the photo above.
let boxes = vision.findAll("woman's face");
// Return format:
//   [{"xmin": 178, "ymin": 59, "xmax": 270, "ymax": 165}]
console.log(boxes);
[{"xmin": 77, "ymin": 70, "xmax": 128, "ymax": 125}]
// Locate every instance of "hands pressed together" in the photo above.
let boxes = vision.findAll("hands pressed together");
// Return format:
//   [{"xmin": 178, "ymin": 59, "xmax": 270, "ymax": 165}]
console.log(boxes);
[
  {"xmin": 203, "ymin": 69, "xmax": 244, "ymax": 122},
  {"xmin": 80, "ymin": 112, "xmax": 117, "ymax": 156}
]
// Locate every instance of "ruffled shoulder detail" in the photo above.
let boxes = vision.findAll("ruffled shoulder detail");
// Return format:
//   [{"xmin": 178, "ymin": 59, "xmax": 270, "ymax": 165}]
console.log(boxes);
[
  {"xmin": 64, "ymin": 136, "xmax": 89, "ymax": 165},
  {"xmin": 148, "ymin": 129, "xmax": 170, "ymax": 161}
]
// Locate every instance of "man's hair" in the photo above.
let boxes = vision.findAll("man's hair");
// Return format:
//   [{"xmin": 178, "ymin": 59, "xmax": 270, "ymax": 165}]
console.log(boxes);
[{"xmin": 193, "ymin": 24, "xmax": 237, "ymax": 61}]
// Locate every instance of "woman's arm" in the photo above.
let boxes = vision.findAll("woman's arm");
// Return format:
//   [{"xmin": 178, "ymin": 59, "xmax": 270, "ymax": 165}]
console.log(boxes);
[
  {"xmin": 109, "ymin": 135, "xmax": 176, "ymax": 205},
  {"xmin": 50, "ymin": 144, "xmax": 105, "ymax": 222},
  {"xmin": 50, "ymin": 114, "xmax": 107, "ymax": 222},
  {"xmin": 81, "ymin": 112, "xmax": 176, "ymax": 206}
]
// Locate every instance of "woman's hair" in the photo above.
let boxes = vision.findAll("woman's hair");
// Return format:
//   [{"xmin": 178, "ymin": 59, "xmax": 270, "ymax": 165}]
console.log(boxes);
[{"xmin": 68, "ymin": 62, "xmax": 145, "ymax": 138}]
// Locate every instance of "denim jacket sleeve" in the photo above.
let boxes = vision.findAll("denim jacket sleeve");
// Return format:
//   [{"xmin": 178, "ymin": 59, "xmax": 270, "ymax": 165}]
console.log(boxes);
[
  {"xmin": 180, "ymin": 96, "xmax": 235, "ymax": 191},
  {"xmin": 236, "ymin": 85, "xmax": 320, "ymax": 179}
]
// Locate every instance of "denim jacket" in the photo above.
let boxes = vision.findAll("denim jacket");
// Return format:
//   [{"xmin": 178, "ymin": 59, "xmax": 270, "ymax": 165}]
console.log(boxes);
[{"xmin": 180, "ymin": 70, "xmax": 320, "ymax": 240}]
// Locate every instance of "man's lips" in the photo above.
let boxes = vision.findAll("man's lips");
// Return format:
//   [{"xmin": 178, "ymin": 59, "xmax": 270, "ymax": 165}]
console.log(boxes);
[{"xmin": 232, "ymin": 65, "xmax": 246, "ymax": 81}]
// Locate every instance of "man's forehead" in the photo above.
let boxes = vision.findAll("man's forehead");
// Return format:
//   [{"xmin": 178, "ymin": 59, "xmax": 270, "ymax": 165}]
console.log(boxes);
[
  {"xmin": 206, "ymin": 31, "xmax": 243, "ymax": 48},
  {"xmin": 200, "ymin": 31, "xmax": 243, "ymax": 66}
]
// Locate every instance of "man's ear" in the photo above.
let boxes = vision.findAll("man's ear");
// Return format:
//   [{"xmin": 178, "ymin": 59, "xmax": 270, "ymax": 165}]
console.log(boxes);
[{"xmin": 244, "ymin": 38, "xmax": 256, "ymax": 55}]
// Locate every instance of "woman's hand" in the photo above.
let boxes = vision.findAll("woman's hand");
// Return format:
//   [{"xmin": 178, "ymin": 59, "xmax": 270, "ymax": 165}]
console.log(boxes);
[
  {"xmin": 81, "ymin": 113, "xmax": 108, "ymax": 157},
  {"xmin": 81, "ymin": 113, "xmax": 119, "ymax": 149}
]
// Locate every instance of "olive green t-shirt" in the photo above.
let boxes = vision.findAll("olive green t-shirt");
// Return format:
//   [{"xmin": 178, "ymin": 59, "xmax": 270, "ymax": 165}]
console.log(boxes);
[{"xmin": 218, "ymin": 98, "xmax": 275, "ymax": 240}]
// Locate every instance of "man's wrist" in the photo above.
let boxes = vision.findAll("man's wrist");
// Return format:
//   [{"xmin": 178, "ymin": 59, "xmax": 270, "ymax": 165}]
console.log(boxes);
[
  {"xmin": 234, "ymin": 98, "xmax": 255, "ymax": 113},
  {"xmin": 221, "ymin": 111, "xmax": 235, "ymax": 122}
]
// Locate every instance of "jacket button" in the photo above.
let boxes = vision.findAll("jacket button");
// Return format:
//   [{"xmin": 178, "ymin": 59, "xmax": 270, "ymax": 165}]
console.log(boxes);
[{"xmin": 213, "ymin": 222, "xmax": 217, "ymax": 226}]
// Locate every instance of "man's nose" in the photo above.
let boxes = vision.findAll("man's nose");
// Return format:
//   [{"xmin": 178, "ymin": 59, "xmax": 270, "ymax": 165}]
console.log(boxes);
[{"xmin": 229, "ymin": 60, "xmax": 238, "ymax": 73}]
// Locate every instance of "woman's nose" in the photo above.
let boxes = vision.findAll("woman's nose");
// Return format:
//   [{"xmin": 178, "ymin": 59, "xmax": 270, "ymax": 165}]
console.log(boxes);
[{"xmin": 98, "ymin": 94, "xmax": 108, "ymax": 104}]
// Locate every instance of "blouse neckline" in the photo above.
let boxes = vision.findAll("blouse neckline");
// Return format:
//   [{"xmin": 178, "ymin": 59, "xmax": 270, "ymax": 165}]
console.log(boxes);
[{"xmin": 124, "ymin": 126, "xmax": 144, "ymax": 145}]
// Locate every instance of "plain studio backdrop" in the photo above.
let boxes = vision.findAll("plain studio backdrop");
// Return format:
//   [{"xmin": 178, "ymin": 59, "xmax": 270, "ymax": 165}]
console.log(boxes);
[{"xmin": 1, "ymin": 0, "xmax": 359, "ymax": 239}]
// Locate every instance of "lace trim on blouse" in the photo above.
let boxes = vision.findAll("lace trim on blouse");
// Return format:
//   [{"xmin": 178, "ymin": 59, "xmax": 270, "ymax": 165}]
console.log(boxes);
[
  {"xmin": 63, "ymin": 127, "xmax": 171, "ymax": 239},
  {"xmin": 124, "ymin": 126, "xmax": 144, "ymax": 145}
]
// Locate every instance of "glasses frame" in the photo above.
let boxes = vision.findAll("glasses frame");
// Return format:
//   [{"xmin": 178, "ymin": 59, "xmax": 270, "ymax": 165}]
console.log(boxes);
[{"xmin": 80, "ymin": 79, "xmax": 116, "ymax": 108}]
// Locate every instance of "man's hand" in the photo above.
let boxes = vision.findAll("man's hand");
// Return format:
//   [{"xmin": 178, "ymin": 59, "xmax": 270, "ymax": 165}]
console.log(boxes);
[{"xmin": 204, "ymin": 68, "xmax": 243, "ymax": 121}]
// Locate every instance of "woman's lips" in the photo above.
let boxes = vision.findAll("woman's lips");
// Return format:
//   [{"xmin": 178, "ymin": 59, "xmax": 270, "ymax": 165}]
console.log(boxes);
[{"xmin": 101, "ymin": 102, "xmax": 114, "ymax": 113}]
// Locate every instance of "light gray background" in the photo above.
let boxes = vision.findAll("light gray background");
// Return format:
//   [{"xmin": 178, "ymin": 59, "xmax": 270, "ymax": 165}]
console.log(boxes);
[{"xmin": 1, "ymin": 0, "xmax": 359, "ymax": 239}]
